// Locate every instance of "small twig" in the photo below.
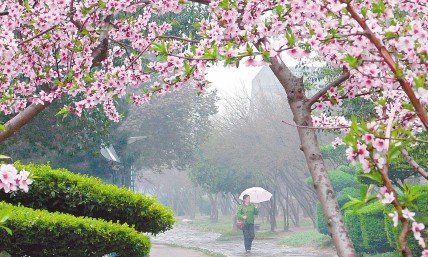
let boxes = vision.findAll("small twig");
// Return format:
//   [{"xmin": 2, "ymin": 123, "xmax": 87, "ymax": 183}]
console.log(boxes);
[
  {"xmin": 18, "ymin": 25, "xmax": 59, "ymax": 46},
  {"xmin": 0, "ymin": 11, "xmax": 8, "ymax": 16},
  {"xmin": 281, "ymin": 120, "xmax": 350, "ymax": 130},
  {"xmin": 400, "ymin": 148, "xmax": 428, "ymax": 180},
  {"xmin": 307, "ymin": 67, "xmax": 350, "ymax": 107},
  {"xmin": 377, "ymin": 136, "xmax": 428, "ymax": 144},
  {"xmin": 159, "ymin": 35, "xmax": 198, "ymax": 44}
]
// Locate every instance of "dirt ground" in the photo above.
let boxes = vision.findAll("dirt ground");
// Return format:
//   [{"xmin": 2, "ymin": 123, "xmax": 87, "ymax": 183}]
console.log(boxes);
[{"xmin": 150, "ymin": 244, "xmax": 210, "ymax": 257}]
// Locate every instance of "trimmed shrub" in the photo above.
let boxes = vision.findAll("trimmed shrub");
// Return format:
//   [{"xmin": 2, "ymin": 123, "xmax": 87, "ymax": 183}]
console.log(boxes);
[
  {"xmin": 328, "ymin": 168, "xmax": 358, "ymax": 192},
  {"xmin": 0, "ymin": 202, "xmax": 150, "ymax": 257},
  {"xmin": 337, "ymin": 187, "xmax": 360, "ymax": 207},
  {"xmin": 344, "ymin": 210, "xmax": 364, "ymax": 254},
  {"xmin": 0, "ymin": 162, "xmax": 174, "ymax": 234},
  {"xmin": 358, "ymin": 202, "xmax": 393, "ymax": 253},
  {"xmin": 345, "ymin": 184, "xmax": 428, "ymax": 255},
  {"xmin": 315, "ymin": 202, "xmax": 329, "ymax": 235},
  {"xmin": 384, "ymin": 185, "xmax": 428, "ymax": 256},
  {"xmin": 307, "ymin": 166, "xmax": 358, "ymax": 192},
  {"xmin": 316, "ymin": 187, "xmax": 359, "ymax": 235}
]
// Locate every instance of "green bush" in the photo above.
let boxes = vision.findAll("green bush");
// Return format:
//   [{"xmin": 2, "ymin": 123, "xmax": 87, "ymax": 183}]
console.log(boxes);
[
  {"xmin": 315, "ymin": 202, "xmax": 329, "ymax": 235},
  {"xmin": 316, "ymin": 187, "xmax": 359, "ymax": 235},
  {"xmin": 0, "ymin": 162, "xmax": 174, "ymax": 234},
  {"xmin": 358, "ymin": 202, "xmax": 393, "ymax": 253},
  {"xmin": 344, "ymin": 210, "xmax": 364, "ymax": 254},
  {"xmin": 337, "ymin": 187, "xmax": 360, "ymax": 207},
  {"xmin": 384, "ymin": 185, "xmax": 428, "ymax": 256},
  {"xmin": 345, "ymin": 184, "xmax": 428, "ymax": 255},
  {"xmin": 0, "ymin": 202, "xmax": 150, "ymax": 257},
  {"xmin": 307, "ymin": 166, "xmax": 358, "ymax": 192}
]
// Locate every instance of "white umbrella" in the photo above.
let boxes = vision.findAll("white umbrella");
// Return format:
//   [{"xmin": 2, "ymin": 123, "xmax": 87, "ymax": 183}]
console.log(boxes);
[{"xmin": 239, "ymin": 187, "xmax": 272, "ymax": 203}]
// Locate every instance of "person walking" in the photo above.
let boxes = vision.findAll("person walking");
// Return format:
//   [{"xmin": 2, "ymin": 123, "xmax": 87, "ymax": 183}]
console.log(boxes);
[{"xmin": 237, "ymin": 194, "xmax": 258, "ymax": 253}]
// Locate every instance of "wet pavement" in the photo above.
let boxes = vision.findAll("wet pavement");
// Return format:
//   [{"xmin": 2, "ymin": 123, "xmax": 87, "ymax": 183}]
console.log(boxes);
[{"xmin": 151, "ymin": 225, "xmax": 335, "ymax": 257}]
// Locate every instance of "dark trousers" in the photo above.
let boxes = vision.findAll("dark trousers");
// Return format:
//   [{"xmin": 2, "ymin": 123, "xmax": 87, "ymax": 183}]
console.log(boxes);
[{"xmin": 242, "ymin": 223, "xmax": 255, "ymax": 251}]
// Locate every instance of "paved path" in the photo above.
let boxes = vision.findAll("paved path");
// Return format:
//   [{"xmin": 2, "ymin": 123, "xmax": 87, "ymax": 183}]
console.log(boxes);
[
  {"xmin": 151, "ymin": 225, "xmax": 335, "ymax": 257},
  {"xmin": 150, "ymin": 244, "xmax": 210, "ymax": 257}
]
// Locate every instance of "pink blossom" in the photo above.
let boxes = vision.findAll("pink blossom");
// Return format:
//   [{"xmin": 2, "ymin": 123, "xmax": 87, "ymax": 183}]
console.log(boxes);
[
  {"xmin": 363, "ymin": 134, "xmax": 374, "ymax": 144},
  {"xmin": 357, "ymin": 143, "xmax": 370, "ymax": 160},
  {"xmin": 418, "ymin": 237, "xmax": 426, "ymax": 248},
  {"xmin": 361, "ymin": 159, "xmax": 371, "ymax": 173},
  {"xmin": 412, "ymin": 222, "xmax": 425, "ymax": 240},
  {"xmin": 373, "ymin": 138, "xmax": 386, "ymax": 152},
  {"xmin": 346, "ymin": 147, "xmax": 357, "ymax": 165},
  {"xmin": 381, "ymin": 192, "xmax": 395, "ymax": 205},
  {"xmin": 388, "ymin": 211, "xmax": 399, "ymax": 227},
  {"xmin": 422, "ymin": 249, "xmax": 428, "ymax": 257},
  {"xmin": 402, "ymin": 208, "xmax": 415, "ymax": 221},
  {"xmin": 373, "ymin": 153, "xmax": 386, "ymax": 170}
]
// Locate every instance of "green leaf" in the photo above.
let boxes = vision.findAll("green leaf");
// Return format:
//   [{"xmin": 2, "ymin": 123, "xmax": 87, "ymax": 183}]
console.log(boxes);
[
  {"xmin": 83, "ymin": 73, "xmax": 95, "ymax": 84},
  {"xmin": 81, "ymin": 6, "xmax": 93, "ymax": 16},
  {"xmin": 0, "ymin": 225, "xmax": 12, "ymax": 235},
  {"xmin": 219, "ymin": 0, "xmax": 230, "ymax": 9},
  {"xmin": 285, "ymin": 28, "xmax": 296, "ymax": 47},
  {"xmin": 0, "ymin": 155, "xmax": 10, "ymax": 160},
  {"xmin": 343, "ymin": 54, "xmax": 362, "ymax": 69},
  {"xmin": 98, "ymin": 0, "xmax": 107, "ymax": 9},
  {"xmin": 361, "ymin": 7, "xmax": 368, "ymax": 17},
  {"xmin": 372, "ymin": 0, "xmax": 385, "ymax": 14},
  {"xmin": 0, "ymin": 124, "xmax": 5, "ymax": 132},
  {"xmin": 274, "ymin": 5, "xmax": 285, "ymax": 15},
  {"xmin": 414, "ymin": 75, "xmax": 426, "ymax": 89},
  {"xmin": 56, "ymin": 107, "xmax": 70, "ymax": 118},
  {"xmin": 359, "ymin": 171, "xmax": 383, "ymax": 184},
  {"xmin": 395, "ymin": 64, "xmax": 404, "ymax": 79},
  {"xmin": 0, "ymin": 215, "xmax": 9, "ymax": 224},
  {"xmin": 385, "ymin": 31, "xmax": 398, "ymax": 39}
]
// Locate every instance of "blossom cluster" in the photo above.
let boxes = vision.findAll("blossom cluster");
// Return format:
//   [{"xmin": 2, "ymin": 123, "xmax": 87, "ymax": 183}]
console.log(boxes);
[{"xmin": 0, "ymin": 164, "xmax": 32, "ymax": 193}]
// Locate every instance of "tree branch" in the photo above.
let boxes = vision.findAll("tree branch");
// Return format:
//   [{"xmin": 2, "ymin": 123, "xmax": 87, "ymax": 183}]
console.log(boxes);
[
  {"xmin": 341, "ymin": 0, "xmax": 428, "ymax": 130},
  {"xmin": 0, "ymin": 11, "xmax": 8, "ymax": 16},
  {"xmin": 400, "ymin": 148, "xmax": 428, "ymax": 180},
  {"xmin": 307, "ymin": 67, "xmax": 350, "ymax": 107},
  {"xmin": 0, "ymin": 102, "xmax": 52, "ymax": 142},
  {"xmin": 18, "ymin": 25, "xmax": 59, "ymax": 46}
]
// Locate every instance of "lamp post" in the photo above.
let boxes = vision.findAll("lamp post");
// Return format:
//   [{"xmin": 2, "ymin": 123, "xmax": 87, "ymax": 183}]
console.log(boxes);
[{"xmin": 100, "ymin": 136, "xmax": 147, "ymax": 189}]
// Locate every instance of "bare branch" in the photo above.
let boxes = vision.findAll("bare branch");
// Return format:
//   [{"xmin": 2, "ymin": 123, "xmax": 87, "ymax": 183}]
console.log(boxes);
[
  {"xmin": 400, "ymin": 148, "xmax": 428, "ymax": 180},
  {"xmin": 282, "ymin": 120, "xmax": 350, "ymax": 130},
  {"xmin": 18, "ymin": 25, "xmax": 59, "ymax": 46},
  {"xmin": 159, "ymin": 35, "xmax": 198, "ymax": 44},
  {"xmin": 0, "ymin": 11, "xmax": 8, "ymax": 16},
  {"xmin": 307, "ymin": 67, "xmax": 350, "ymax": 107}
]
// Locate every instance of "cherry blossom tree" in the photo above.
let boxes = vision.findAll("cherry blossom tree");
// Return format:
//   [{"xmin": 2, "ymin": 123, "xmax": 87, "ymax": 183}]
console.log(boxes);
[{"xmin": 1, "ymin": 0, "xmax": 428, "ymax": 256}]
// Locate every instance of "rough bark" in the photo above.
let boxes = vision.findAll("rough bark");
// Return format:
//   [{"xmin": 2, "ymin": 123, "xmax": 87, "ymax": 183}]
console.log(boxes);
[{"xmin": 269, "ymin": 56, "xmax": 356, "ymax": 257}]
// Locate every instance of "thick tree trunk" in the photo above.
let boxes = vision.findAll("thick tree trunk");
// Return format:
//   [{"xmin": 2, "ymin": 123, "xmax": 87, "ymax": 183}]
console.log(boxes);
[{"xmin": 269, "ymin": 57, "xmax": 356, "ymax": 257}]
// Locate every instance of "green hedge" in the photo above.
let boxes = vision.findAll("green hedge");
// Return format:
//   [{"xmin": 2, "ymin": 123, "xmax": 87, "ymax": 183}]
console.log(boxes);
[
  {"xmin": 316, "ymin": 202, "xmax": 329, "ymax": 235},
  {"xmin": 344, "ymin": 210, "xmax": 364, "ymax": 254},
  {"xmin": 384, "ymin": 185, "xmax": 428, "ymax": 256},
  {"xmin": 307, "ymin": 166, "xmax": 358, "ymax": 192},
  {"xmin": 316, "ymin": 187, "xmax": 359, "ymax": 235},
  {"xmin": 0, "ymin": 162, "xmax": 174, "ymax": 234},
  {"xmin": 344, "ymin": 185, "xmax": 428, "ymax": 255},
  {"xmin": 0, "ymin": 202, "xmax": 150, "ymax": 257}
]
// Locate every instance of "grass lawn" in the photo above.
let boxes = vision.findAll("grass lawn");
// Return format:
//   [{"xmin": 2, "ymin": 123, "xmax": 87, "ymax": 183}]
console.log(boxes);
[{"xmin": 279, "ymin": 229, "xmax": 332, "ymax": 248}]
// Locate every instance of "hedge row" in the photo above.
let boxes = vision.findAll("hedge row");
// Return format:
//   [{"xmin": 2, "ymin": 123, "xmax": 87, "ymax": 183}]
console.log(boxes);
[
  {"xmin": 316, "ymin": 187, "xmax": 359, "ymax": 235},
  {"xmin": 0, "ymin": 202, "xmax": 150, "ymax": 257},
  {"xmin": 343, "ymin": 185, "xmax": 428, "ymax": 256},
  {"xmin": 0, "ymin": 162, "xmax": 174, "ymax": 234}
]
